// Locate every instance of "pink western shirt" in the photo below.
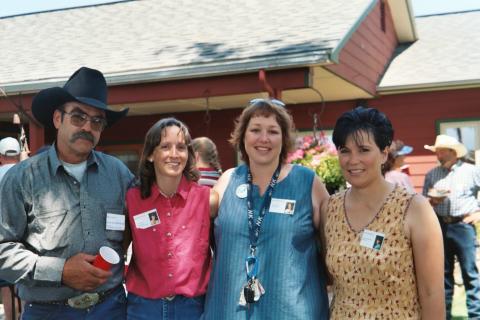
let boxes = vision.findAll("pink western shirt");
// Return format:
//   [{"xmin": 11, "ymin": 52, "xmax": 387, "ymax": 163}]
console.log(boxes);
[{"xmin": 125, "ymin": 176, "xmax": 211, "ymax": 298}]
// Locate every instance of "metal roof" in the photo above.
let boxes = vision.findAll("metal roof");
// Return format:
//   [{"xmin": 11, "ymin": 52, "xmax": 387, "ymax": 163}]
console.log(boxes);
[
  {"xmin": 378, "ymin": 10, "xmax": 480, "ymax": 92},
  {"xmin": 0, "ymin": 0, "xmax": 375, "ymax": 93}
]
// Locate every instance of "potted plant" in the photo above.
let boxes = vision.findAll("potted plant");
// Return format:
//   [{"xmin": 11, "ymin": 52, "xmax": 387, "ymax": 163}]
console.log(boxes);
[{"xmin": 288, "ymin": 134, "xmax": 346, "ymax": 194}]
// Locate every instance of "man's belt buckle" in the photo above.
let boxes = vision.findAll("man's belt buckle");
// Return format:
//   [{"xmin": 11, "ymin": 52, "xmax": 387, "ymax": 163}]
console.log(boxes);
[{"xmin": 67, "ymin": 292, "xmax": 99, "ymax": 309}]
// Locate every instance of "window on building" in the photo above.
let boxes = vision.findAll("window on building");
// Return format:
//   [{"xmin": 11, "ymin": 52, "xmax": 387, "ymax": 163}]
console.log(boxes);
[
  {"xmin": 98, "ymin": 144, "xmax": 142, "ymax": 173},
  {"xmin": 109, "ymin": 151, "xmax": 140, "ymax": 173}
]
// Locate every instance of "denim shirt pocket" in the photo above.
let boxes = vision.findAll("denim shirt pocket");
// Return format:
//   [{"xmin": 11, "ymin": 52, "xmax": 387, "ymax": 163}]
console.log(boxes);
[{"xmin": 104, "ymin": 207, "xmax": 125, "ymax": 243}]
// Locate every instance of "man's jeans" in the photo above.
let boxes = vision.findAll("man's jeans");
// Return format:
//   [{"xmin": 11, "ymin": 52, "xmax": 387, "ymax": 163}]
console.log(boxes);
[
  {"xmin": 21, "ymin": 286, "xmax": 126, "ymax": 320},
  {"xmin": 440, "ymin": 220, "xmax": 480, "ymax": 320},
  {"xmin": 127, "ymin": 293, "xmax": 204, "ymax": 320}
]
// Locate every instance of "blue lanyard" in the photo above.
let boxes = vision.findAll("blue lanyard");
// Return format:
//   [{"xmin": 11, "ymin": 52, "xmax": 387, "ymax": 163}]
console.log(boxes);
[{"xmin": 246, "ymin": 164, "xmax": 281, "ymax": 257}]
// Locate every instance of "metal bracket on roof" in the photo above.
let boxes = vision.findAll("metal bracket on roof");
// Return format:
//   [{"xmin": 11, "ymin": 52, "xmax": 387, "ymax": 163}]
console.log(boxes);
[{"xmin": 258, "ymin": 69, "xmax": 281, "ymax": 99}]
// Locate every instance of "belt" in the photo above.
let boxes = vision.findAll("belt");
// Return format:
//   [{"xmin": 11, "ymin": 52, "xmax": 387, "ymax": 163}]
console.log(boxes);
[
  {"xmin": 162, "ymin": 295, "xmax": 176, "ymax": 301},
  {"xmin": 438, "ymin": 215, "xmax": 467, "ymax": 224},
  {"xmin": 27, "ymin": 285, "xmax": 122, "ymax": 309}
]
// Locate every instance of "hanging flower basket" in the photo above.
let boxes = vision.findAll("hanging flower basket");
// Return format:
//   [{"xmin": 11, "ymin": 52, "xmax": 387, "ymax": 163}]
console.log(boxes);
[{"xmin": 288, "ymin": 135, "xmax": 346, "ymax": 194}]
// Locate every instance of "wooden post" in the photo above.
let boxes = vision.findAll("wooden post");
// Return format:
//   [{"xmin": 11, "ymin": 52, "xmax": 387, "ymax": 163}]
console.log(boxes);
[{"xmin": 28, "ymin": 120, "xmax": 44, "ymax": 155}]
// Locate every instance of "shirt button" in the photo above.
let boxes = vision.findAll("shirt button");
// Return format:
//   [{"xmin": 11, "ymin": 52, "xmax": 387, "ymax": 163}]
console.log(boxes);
[
  {"xmin": 168, "ymin": 273, "xmax": 173, "ymax": 278},
  {"xmin": 153, "ymin": 228, "xmax": 156, "ymax": 232},
  {"xmin": 166, "ymin": 212, "xmax": 171, "ymax": 217},
  {"xmin": 167, "ymin": 252, "xmax": 173, "ymax": 258},
  {"xmin": 181, "ymin": 225, "xmax": 186, "ymax": 230},
  {"xmin": 166, "ymin": 232, "xmax": 172, "ymax": 237}
]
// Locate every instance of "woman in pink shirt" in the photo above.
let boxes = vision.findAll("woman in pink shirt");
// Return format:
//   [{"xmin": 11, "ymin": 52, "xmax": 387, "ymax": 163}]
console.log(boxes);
[
  {"xmin": 125, "ymin": 118, "xmax": 218, "ymax": 320},
  {"xmin": 383, "ymin": 139, "xmax": 415, "ymax": 193}
]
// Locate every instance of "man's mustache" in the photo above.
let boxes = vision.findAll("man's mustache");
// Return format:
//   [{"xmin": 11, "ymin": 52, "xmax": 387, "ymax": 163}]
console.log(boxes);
[{"xmin": 70, "ymin": 131, "xmax": 94, "ymax": 143}]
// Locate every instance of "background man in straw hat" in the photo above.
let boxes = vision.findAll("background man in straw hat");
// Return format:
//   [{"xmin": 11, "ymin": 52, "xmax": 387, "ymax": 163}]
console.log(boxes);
[
  {"xmin": 423, "ymin": 134, "xmax": 480, "ymax": 319},
  {"xmin": 0, "ymin": 67, "xmax": 133, "ymax": 319}
]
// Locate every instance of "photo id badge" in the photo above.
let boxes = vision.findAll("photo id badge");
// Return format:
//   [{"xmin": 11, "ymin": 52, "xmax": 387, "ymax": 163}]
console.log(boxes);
[
  {"xmin": 269, "ymin": 198, "xmax": 296, "ymax": 215},
  {"xmin": 133, "ymin": 209, "xmax": 160, "ymax": 229},
  {"xmin": 360, "ymin": 229, "xmax": 385, "ymax": 250}
]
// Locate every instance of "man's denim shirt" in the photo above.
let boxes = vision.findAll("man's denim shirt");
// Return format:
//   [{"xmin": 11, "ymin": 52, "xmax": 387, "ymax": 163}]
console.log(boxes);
[{"xmin": 0, "ymin": 146, "xmax": 134, "ymax": 302}]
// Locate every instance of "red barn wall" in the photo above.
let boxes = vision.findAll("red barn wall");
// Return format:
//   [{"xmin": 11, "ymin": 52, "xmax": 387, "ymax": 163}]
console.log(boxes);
[{"xmin": 325, "ymin": 0, "xmax": 398, "ymax": 95}]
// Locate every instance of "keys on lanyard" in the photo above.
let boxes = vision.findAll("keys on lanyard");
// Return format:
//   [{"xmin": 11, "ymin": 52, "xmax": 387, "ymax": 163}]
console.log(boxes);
[
  {"xmin": 239, "ymin": 165, "xmax": 280, "ymax": 307},
  {"xmin": 239, "ymin": 251, "xmax": 265, "ymax": 306}
]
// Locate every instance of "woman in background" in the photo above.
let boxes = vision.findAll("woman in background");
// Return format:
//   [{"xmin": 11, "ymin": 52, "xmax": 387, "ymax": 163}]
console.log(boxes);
[
  {"xmin": 383, "ymin": 139, "xmax": 415, "ymax": 193},
  {"xmin": 192, "ymin": 137, "xmax": 222, "ymax": 188}
]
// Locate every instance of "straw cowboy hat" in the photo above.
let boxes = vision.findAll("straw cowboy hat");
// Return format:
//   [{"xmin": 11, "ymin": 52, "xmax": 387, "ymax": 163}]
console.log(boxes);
[
  {"xmin": 32, "ymin": 67, "xmax": 128, "ymax": 128},
  {"xmin": 424, "ymin": 134, "xmax": 467, "ymax": 158}
]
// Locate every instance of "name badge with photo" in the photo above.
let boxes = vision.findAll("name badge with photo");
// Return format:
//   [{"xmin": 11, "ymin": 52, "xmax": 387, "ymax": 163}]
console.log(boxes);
[
  {"xmin": 133, "ymin": 209, "xmax": 160, "ymax": 229},
  {"xmin": 269, "ymin": 198, "xmax": 296, "ymax": 215},
  {"xmin": 360, "ymin": 229, "xmax": 385, "ymax": 251}
]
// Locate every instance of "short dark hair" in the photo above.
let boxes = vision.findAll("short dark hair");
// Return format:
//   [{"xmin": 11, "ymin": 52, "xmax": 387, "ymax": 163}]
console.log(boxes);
[
  {"xmin": 229, "ymin": 99, "xmax": 294, "ymax": 165},
  {"xmin": 138, "ymin": 117, "xmax": 198, "ymax": 199},
  {"xmin": 332, "ymin": 106, "xmax": 393, "ymax": 151}
]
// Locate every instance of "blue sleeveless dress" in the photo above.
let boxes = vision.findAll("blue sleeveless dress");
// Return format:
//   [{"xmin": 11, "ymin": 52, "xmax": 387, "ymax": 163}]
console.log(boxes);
[{"xmin": 203, "ymin": 165, "xmax": 329, "ymax": 319}]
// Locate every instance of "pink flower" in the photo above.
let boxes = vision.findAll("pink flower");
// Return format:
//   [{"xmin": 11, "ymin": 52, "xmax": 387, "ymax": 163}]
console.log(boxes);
[
  {"xmin": 287, "ymin": 149, "xmax": 304, "ymax": 162},
  {"xmin": 303, "ymin": 135, "xmax": 313, "ymax": 145}
]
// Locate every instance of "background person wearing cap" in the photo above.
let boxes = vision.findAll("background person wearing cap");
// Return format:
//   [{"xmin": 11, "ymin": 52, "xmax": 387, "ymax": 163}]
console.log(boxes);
[
  {"xmin": 0, "ymin": 137, "xmax": 20, "ymax": 181},
  {"xmin": 423, "ymin": 134, "xmax": 480, "ymax": 319},
  {"xmin": 382, "ymin": 139, "xmax": 415, "ymax": 193},
  {"xmin": 0, "ymin": 67, "xmax": 134, "ymax": 319}
]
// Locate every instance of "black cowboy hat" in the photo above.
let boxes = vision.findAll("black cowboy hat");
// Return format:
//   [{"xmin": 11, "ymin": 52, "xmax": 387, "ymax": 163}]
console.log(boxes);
[{"xmin": 32, "ymin": 67, "xmax": 128, "ymax": 128}]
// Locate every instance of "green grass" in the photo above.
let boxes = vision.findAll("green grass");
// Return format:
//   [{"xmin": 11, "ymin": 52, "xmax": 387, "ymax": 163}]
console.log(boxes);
[{"xmin": 452, "ymin": 285, "xmax": 467, "ymax": 319}]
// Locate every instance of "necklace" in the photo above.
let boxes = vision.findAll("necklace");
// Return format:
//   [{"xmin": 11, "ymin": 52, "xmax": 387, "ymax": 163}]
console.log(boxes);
[
  {"xmin": 343, "ymin": 186, "xmax": 395, "ymax": 233},
  {"xmin": 158, "ymin": 188, "xmax": 176, "ymax": 198}
]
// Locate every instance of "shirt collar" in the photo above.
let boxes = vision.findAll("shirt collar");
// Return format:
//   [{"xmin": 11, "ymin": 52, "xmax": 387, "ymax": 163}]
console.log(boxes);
[
  {"xmin": 450, "ymin": 159, "xmax": 462, "ymax": 172},
  {"xmin": 48, "ymin": 143, "xmax": 98, "ymax": 174},
  {"xmin": 150, "ymin": 175, "xmax": 191, "ymax": 200}
]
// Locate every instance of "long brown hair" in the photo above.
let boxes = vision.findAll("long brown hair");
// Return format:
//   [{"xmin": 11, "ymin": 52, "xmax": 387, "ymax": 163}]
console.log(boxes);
[
  {"xmin": 138, "ymin": 117, "xmax": 199, "ymax": 199},
  {"xmin": 192, "ymin": 137, "xmax": 222, "ymax": 173}
]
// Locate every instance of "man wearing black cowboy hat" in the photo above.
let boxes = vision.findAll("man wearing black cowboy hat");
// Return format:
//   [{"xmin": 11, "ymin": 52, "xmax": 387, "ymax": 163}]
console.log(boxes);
[{"xmin": 0, "ymin": 67, "xmax": 134, "ymax": 319}]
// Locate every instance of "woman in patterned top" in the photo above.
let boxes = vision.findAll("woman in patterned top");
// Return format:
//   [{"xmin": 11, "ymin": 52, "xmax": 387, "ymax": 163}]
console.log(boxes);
[{"xmin": 321, "ymin": 106, "xmax": 444, "ymax": 319}]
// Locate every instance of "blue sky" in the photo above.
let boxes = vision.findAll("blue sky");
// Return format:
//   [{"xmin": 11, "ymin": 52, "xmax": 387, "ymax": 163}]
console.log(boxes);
[
  {"xmin": 1, "ymin": 0, "xmax": 479, "ymax": 18},
  {"xmin": 0, "ymin": 0, "xmax": 121, "ymax": 18}
]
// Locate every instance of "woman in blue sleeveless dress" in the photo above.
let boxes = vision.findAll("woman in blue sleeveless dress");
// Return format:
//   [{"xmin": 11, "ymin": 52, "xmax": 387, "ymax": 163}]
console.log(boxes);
[{"xmin": 203, "ymin": 99, "xmax": 330, "ymax": 319}]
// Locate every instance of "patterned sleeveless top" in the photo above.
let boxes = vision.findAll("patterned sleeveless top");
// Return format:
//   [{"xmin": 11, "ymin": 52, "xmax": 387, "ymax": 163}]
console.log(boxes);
[{"xmin": 325, "ymin": 186, "xmax": 421, "ymax": 319}]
